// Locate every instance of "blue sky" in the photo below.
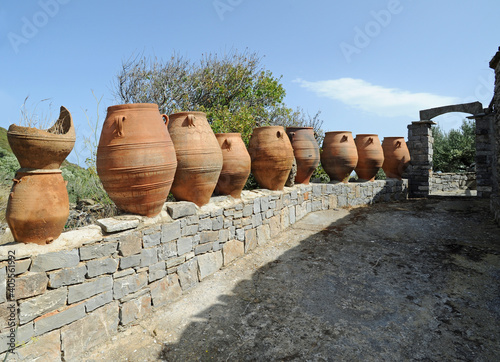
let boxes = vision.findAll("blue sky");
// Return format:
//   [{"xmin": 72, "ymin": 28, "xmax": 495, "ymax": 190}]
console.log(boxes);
[{"xmin": 0, "ymin": 0, "xmax": 498, "ymax": 165}]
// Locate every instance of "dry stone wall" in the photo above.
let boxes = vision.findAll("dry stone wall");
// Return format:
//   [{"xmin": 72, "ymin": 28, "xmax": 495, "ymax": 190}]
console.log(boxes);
[
  {"xmin": 430, "ymin": 172, "xmax": 476, "ymax": 193},
  {"xmin": 0, "ymin": 180, "xmax": 407, "ymax": 360},
  {"xmin": 490, "ymin": 47, "xmax": 500, "ymax": 224}
]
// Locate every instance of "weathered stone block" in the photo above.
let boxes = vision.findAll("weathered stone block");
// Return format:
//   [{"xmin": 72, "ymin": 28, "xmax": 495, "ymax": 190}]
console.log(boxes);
[
  {"xmin": 256, "ymin": 224, "xmax": 271, "ymax": 245},
  {"xmin": 86, "ymin": 257, "xmax": 118, "ymax": 278},
  {"xmin": 197, "ymin": 251, "xmax": 223, "ymax": 281},
  {"xmin": 195, "ymin": 243, "xmax": 213, "ymax": 255},
  {"xmin": 252, "ymin": 213, "xmax": 263, "ymax": 228},
  {"xmin": 242, "ymin": 204, "xmax": 253, "ymax": 217},
  {"xmin": 166, "ymin": 255, "xmax": 186, "ymax": 269},
  {"xmin": 200, "ymin": 230, "xmax": 219, "ymax": 244},
  {"xmin": 223, "ymin": 240, "xmax": 244, "ymax": 266},
  {"xmin": 61, "ymin": 302, "xmax": 119, "ymax": 361},
  {"xmin": 198, "ymin": 217, "xmax": 212, "ymax": 231},
  {"xmin": 80, "ymin": 242, "xmax": 118, "ymax": 261},
  {"xmin": 140, "ymin": 248, "xmax": 159, "ymax": 267},
  {"xmin": 218, "ymin": 229, "xmax": 230, "ymax": 243},
  {"xmin": 244, "ymin": 229, "xmax": 257, "ymax": 253},
  {"xmin": 158, "ymin": 241, "xmax": 177, "ymax": 260},
  {"xmin": 84, "ymin": 290, "xmax": 113, "ymax": 312},
  {"xmin": 119, "ymin": 254, "xmax": 141, "ymax": 270},
  {"xmin": 269, "ymin": 215, "xmax": 281, "ymax": 237},
  {"xmin": 68, "ymin": 275, "xmax": 113, "ymax": 304},
  {"xmin": 166, "ymin": 201, "xmax": 197, "ymax": 219},
  {"xmin": 162, "ymin": 220, "xmax": 181, "ymax": 243},
  {"xmin": 182, "ymin": 224, "xmax": 199, "ymax": 236},
  {"xmin": 177, "ymin": 258, "xmax": 198, "ymax": 290},
  {"xmin": 8, "ymin": 329, "xmax": 61, "ymax": 361},
  {"xmin": 96, "ymin": 218, "xmax": 139, "ymax": 233},
  {"xmin": 119, "ymin": 293, "xmax": 152, "ymax": 325},
  {"xmin": 212, "ymin": 216, "xmax": 224, "ymax": 230},
  {"xmin": 11, "ymin": 272, "xmax": 47, "ymax": 300},
  {"xmin": 113, "ymin": 272, "xmax": 148, "ymax": 300},
  {"xmin": 143, "ymin": 231, "xmax": 161, "ymax": 248},
  {"xmin": 148, "ymin": 261, "xmax": 166, "ymax": 282},
  {"xmin": 48, "ymin": 264, "xmax": 87, "ymax": 288},
  {"xmin": 235, "ymin": 228, "xmax": 245, "ymax": 241},
  {"xmin": 14, "ymin": 259, "xmax": 31, "ymax": 275},
  {"xmin": 253, "ymin": 199, "xmax": 261, "ymax": 214},
  {"xmin": 31, "ymin": 250, "xmax": 79, "ymax": 272},
  {"xmin": 118, "ymin": 231, "xmax": 142, "ymax": 257},
  {"xmin": 150, "ymin": 274, "xmax": 182, "ymax": 307},
  {"xmin": 177, "ymin": 237, "xmax": 193, "ymax": 256},
  {"xmin": 19, "ymin": 288, "xmax": 69, "ymax": 326}
]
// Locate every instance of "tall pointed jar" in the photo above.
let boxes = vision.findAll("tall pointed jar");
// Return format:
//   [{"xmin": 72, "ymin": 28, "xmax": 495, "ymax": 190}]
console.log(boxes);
[
  {"xmin": 354, "ymin": 134, "xmax": 384, "ymax": 181},
  {"xmin": 168, "ymin": 111, "xmax": 223, "ymax": 206},
  {"xmin": 382, "ymin": 137, "xmax": 411, "ymax": 179},
  {"xmin": 247, "ymin": 126, "xmax": 294, "ymax": 190},
  {"xmin": 96, "ymin": 103, "xmax": 177, "ymax": 217},
  {"xmin": 6, "ymin": 106, "xmax": 75, "ymax": 245},
  {"xmin": 321, "ymin": 131, "xmax": 358, "ymax": 183},
  {"xmin": 214, "ymin": 133, "xmax": 251, "ymax": 198},
  {"xmin": 285, "ymin": 127, "xmax": 320, "ymax": 184}
]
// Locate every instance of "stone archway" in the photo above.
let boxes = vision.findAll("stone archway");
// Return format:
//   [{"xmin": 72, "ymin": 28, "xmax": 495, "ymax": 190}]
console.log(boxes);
[{"xmin": 406, "ymin": 101, "xmax": 494, "ymax": 198}]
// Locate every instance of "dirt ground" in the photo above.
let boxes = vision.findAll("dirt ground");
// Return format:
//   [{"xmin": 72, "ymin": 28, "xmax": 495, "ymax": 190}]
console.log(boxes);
[{"xmin": 85, "ymin": 197, "xmax": 500, "ymax": 361}]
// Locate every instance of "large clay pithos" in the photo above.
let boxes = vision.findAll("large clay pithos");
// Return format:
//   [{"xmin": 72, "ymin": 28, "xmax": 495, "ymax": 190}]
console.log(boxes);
[
  {"xmin": 168, "ymin": 111, "xmax": 223, "ymax": 206},
  {"xmin": 354, "ymin": 134, "xmax": 384, "ymax": 181},
  {"xmin": 96, "ymin": 103, "xmax": 177, "ymax": 217},
  {"xmin": 286, "ymin": 127, "xmax": 320, "ymax": 184},
  {"xmin": 248, "ymin": 126, "xmax": 294, "ymax": 190},
  {"xmin": 382, "ymin": 137, "xmax": 411, "ymax": 179},
  {"xmin": 321, "ymin": 131, "xmax": 358, "ymax": 183},
  {"xmin": 7, "ymin": 106, "xmax": 76, "ymax": 169},
  {"xmin": 214, "ymin": 133, "xmax": 251, "ymax": 198},
  {"xmin": 6, "ymin": 169, "xmax": 69, "ymax": 245}
]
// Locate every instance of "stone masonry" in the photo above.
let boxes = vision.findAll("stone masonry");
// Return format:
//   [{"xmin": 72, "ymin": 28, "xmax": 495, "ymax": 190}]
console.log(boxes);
[
  {"xmin": 0, "ymin": 180, "xmax": 407, "ymax": 360},
  {"xmin": 406, "ymin": 120, "xmax": 435, "ymax": 198},
  {"xmin": 490, "ymin": 47, "xmax": 500, "ymax": 224},
  {"xmin": 430, "ymin": 172, "xmax": 476, "ymax": 194}
]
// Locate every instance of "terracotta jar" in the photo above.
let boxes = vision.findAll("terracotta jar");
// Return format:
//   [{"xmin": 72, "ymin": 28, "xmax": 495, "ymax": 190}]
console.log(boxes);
[
  {"xmin": 214, "ymin": 133, "xmax": 251, "ymax": 198},
  {"xmin": 168, "ymin": 111, "xmax": 223, "ymax": 206},
  {"xmin": 321, "ymin": 131, "xmax": 358, "ymax": 183},
  {"xmin": 7, "ymin": 106, "xmax": 76, "ymax": 169},
  {"xmin": 382, "ymin": 137, "xmax": 411, "ymax": 179},
  {"xmin": 354, "ymin": 134, "xmax": 384, "ymax": 181},
  {"xmin": 286, "ymin": 127, "xmax": 320, "ymax": 184},
  {"xmin": 6, "ymin": 169, "xmax": 69, "ymax": 245},
  {"xmin": 96, "ymin": 103, "xmax": 177, "ymax": 217},
  {"xmin": 247, "ymin": 126, "xmax": 294, "ymax": 190}
]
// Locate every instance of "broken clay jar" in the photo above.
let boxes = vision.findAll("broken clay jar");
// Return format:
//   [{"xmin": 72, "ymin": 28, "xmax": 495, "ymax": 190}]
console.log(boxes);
[
  {"xmin": 6, "ymin": 169, "xmax": 69, "ymax": 245},
  {"xmin": 168, "ymin": 111, "xmax": 223, "ymax": 206},
  {"xmin": 286, "ymin": 127, "xmax": 320, "ymax": 185},
  {"xmin": 321, "ymin": 131, "xmax": 358, "ymax": 183},
  {"xmin": 214, "ymin": 133, "xmax": 251, "ymax": 198},
  {"xmin": 7, "ymin": 106, "xmax": 76, "ymax": 169},
  {"xmin": 248, "ymin": 126, "xmax": 294, "ymax": 191},
  {"xmin": 96, "ymin": 103, "xmax": 177, "ymax": 217},
  {"xmin": 382, "ymin": 137, "xmax": 411, "ymax": 179}
]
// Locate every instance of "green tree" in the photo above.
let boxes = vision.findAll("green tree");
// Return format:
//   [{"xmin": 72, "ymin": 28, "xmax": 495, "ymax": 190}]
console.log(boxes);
[{"xmin": 432, "ymin": 119, "xmax": 475, "ymax": 172}]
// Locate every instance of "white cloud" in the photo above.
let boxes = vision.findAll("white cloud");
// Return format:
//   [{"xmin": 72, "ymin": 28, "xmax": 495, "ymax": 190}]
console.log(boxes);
[{"xmin": 294, "ymin": 78, "xmax": 459, "ymax": 119}]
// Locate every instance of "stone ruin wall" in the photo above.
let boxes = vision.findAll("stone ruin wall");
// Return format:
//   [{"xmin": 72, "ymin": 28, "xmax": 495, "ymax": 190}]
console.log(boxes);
[
  {"xmin": 490, "ymin": 48, "xmax": 500, "ymax": 224},
  {"xmin": 0, "ymin": 180, "xmax": 407, "ymax": 360},
  {"xmin": 430, "ymin": 172, "xmax": 476, "ymax": 194}
]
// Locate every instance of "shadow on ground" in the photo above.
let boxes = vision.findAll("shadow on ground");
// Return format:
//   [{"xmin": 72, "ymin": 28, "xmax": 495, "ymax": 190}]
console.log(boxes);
[{"xmin": 159, "ymin": 197, "xmax": 500, "ymax": 361}]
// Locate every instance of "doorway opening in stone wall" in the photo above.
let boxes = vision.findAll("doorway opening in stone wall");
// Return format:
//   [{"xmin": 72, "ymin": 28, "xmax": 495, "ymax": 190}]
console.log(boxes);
[{"xmin": 419, "ymin": 101, "xmax": 495, "ymax": 198}]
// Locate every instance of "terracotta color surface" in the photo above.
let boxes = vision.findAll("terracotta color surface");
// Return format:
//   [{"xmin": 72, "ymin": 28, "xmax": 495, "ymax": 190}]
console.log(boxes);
[
  {"xmin": 382, "ymin": 137, "xmax": 411, "ymax": 179},
  {"xmin": 168, "ymin": 112, "xmax": 222, "ymax": 206},
  {"xmin": 6, "ymin": 169, "xmax": 69, "ymax": 245},
  {"xmin": 354, "ymin": 134, "xmax": 384, "ymax": 181},
  {"xmin": 321, "ymin": 131, "xmax": 358, "ymax": 183},
  {"xmin": 214, "ymin": 133, "xmax": 251, "ymax": 198},
  {"xmin": 96, "ymin": 103, "xmax": 177, "ymax": 217},
  {"xmin": 248, "ymin": 126, "xmax": 294, "ymax": 190},
  {"xmin": 286, "ymin": 127, "xmax": 320, "ymax": 184},
  {"xmin": 7, "ymin": 106, "xmax": 76, "ymax": 169}
]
